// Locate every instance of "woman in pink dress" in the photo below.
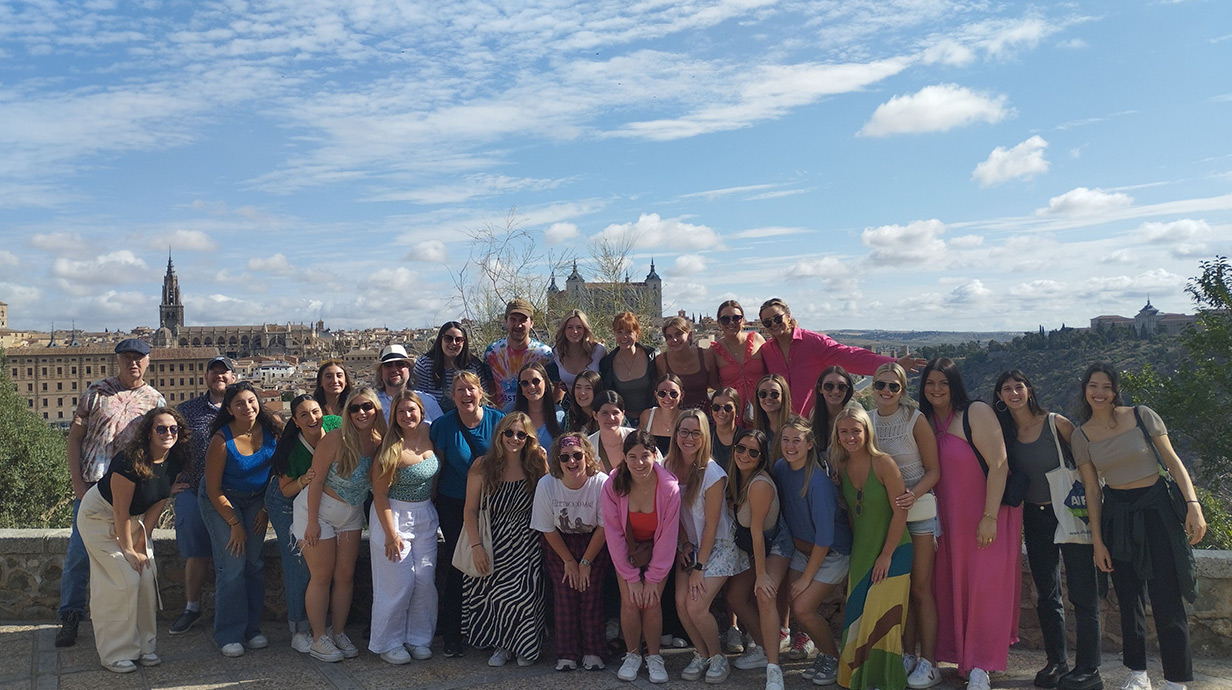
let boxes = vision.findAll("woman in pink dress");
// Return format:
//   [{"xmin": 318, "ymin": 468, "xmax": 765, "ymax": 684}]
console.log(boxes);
[
  {"xmin": 709, "ymin": 300, "xmax": 765, "ymax": 425},
  {"xmin": 918, "ymin": 358, "xmax": 1021, "ymax": 690}
]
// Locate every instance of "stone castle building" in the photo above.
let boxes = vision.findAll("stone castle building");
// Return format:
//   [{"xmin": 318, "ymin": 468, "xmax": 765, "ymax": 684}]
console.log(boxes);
[
  {"xmin": 1089, "ymin": 299, "xmax": 1196, "ymax": 336},
  {"xmin": 546, "ymin": 260, "xmax": 663, "ymax": 324}
]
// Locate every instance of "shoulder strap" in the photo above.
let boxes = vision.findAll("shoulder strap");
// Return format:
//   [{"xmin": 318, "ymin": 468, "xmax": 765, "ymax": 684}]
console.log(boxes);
[
  {"xmin": 1133, "ymin": 406, "xmax": 1167, "ymax": 472},
  {"xmin": 459, "ymin": 423, "xmax": 487, "ymax": 460},
  {"xmin": 962, "ymin": 408, "xmax": 990, "ymax": 476}
]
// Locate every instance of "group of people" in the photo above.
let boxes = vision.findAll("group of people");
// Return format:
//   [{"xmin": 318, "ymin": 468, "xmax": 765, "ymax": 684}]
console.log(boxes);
[{"xmin": 57, "ymin": 298, "xmax": 1206, "ymax": 690}]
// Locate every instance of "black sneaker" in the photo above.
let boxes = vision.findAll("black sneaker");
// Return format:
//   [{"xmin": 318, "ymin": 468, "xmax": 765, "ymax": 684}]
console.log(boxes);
[
  {"xmin": 169, "ymin": 609, "xmax": 202, "ymax": 635},
  {"xmin": 55, "ymin": 611, "xmax": 81, "ymax": 648},
  {"xmin": 442, "ymin": 638, "xmax": 465, "ymax": 658}
]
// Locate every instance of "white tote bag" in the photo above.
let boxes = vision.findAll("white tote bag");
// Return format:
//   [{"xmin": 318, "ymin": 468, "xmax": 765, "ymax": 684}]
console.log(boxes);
[{"xmin": 1043, "ymin": 413, "xmax": 1092, "ymax": 545}]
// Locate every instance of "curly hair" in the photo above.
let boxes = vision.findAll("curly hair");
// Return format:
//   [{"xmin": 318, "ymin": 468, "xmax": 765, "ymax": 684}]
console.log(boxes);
[{"xmin": 124, "ymin": 407, "xmax": 192, "ymax": 479}]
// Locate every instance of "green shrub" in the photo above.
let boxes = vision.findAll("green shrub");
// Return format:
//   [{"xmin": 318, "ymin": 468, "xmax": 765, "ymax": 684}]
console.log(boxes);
[{"xmin": 0, "ymin": 357, "xmax": 72, "ymax": 528}]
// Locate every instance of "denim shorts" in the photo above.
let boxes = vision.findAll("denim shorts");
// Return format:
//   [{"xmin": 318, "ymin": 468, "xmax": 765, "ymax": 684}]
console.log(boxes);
[
  {"xmin": 789, "ymin": 548, "xmax": 850, "ymax": 585},
  {"xmin": 907, "ymin": 515, "xmax": 942, "ymax": 537},
  {"xmin": 292, "ymin": 490, "xmax": 363, "ymax": 540},
  {"xmin": 766, "ymin": 522, "xmax": 795, "ymax": 559},
  {"xmin": 174, "ymin": 489, "xmax": 213, "ymax": 558}
]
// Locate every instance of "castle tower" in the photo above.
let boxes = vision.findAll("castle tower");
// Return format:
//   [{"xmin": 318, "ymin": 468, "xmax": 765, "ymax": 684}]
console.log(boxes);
[
  {"xmin": 645, "ymin": 259, "xmax": 662, "ymax": 317},
  {"xmin": 0, "ymin": 300, "xmax": 7, "ymax": 330},
  {"xmin": 160, "ymin": 251, "xmax": 184, "ymax": 334}
]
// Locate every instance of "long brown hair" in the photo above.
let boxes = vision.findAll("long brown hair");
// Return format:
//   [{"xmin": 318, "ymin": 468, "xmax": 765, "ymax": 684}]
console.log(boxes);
[
  {"xmin": 752, "ymin": 373, "xmax": 792, "ymax": 459},
  {"xmin": 612, "ymin": 429, "xmax": 657, "ymax": 496},
  {"xmin": 125, "ymin": 407, "xmax": 191, "ymax": 479},
  {"xmin": 474, "ymin": 412, "xmax": 547, "ymax": 497},
  {"xmin": 664, "ymin": 408, "xmax": 712, "ymax": 507}
]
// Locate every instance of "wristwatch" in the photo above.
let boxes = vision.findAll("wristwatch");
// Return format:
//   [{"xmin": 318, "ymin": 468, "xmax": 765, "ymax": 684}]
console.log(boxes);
[
  {"xmin": 579, "ymin": 558, "xmax": 592, "ymax": 566},
  {"xmin": 692, "ymin": 561, "xmax": 706, "ymax": 572}
]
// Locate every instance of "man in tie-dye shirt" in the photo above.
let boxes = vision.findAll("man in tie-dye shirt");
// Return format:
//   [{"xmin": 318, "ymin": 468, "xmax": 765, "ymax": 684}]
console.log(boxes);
[{"xmin": 482, "ymin": 298, "xmax": 554, "ymax": 411}]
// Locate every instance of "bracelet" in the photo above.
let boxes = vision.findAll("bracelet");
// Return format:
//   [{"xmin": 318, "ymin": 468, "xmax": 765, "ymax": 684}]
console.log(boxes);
[
  {"xmin": 227, "ymin": 519, "xmax": 240, "ymax": 526},
  {"xmin": 1187, "ymin": 500, "xmax": 1201, "ymax": 505},
  {"xmin": 470, "ymin": 544, "xmax": 482, "ymax": 549},
  {"xmin": 982, "ymin": 512, "xmax": 996, "ymax": 520}
]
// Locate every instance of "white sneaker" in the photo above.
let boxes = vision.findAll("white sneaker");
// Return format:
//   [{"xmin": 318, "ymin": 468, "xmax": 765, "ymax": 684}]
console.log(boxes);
[
  {"xmin": 661, "ymin": 634, "xmax": 688, "ymax": 648},
  {"xmin": 618, "ymin": 652, "xmax": 642, "ymax": 681},
  {"xmin": 647, "ymin": 654, "xmax": 669, "ymax": 684},
  {"xmin": 556, "ymin": 658, "xmax": 578, "ymax": 671},
  {"xmin": 787, "ymin": 632, "xmax": 815, "ymax": 660},
  {"xmin": 1121, "ymin": 672, "xmax": 1152, "ymax": 690},
  {"xmin": 245, "ymin": 634, "xmax": 269, "ymax": 650},
  {"xmin": 705, "ymin": 654, "xmax": 730, "ymax": 684},
  {"xmin": 381, "ymin": 647, "xmax": 411, "ymax": 665},
  {"xmin": 903, "ymin": 653, "xmax": 918, "ymax": 675},
  {"xmin": 488, "ymin": 648, "xmax": 511, "ymax": 667},
  {"xmin": 1163, "ymin": 682, "xmax": 1185, "ymax": 690},
  {"xmin": 734, "ymin": 643, "xmax": 769, "ymax": 670},
  {"xmin": 968, "ymin": 668, "xmax": 991, "ymax": 690},
  {"xmin": 138, "ymin": 653, "xmax": 161, "ymax": 667},
  {"xmin": 766, "ymin": 664, "xmax": 785, "ymax": 690},
  {"xmin": 310, "ymin": 635, "xmax": 343, "ymax": 663},
  {"xmin": 221, "ymin": 642, "xmax": 245, "ymax": 658},
  {"xmin": 907, "ymin": 658, "xmax": 942, "ymax": 689},
  {"xmin": 682, "ymin": 652, "xmax": 710, "ymax": 681},
  {"xmin": 778, "ymin": 628, "xmax": 791, "ymax": 654},
  {"xmin": 291, "ymin": 632, "xmax": 313, "ymax": 653},
  {"xmin": 333, "ymin": 632, "xmax": 359, "ymax": 659},
  {"xmin": 105, "ymin": 659, "xmax": 137, "ymax": 673},
  {"xmin": 407, "ymin": 644, "xmax": 432, "ymax": 660},
  {"xmin": 725, "ymin": 625, "xmax": 745, "ymax": 653},
  {"xmin": 582, "ymin": 654, "xmax": 605, "ymax": 670}
]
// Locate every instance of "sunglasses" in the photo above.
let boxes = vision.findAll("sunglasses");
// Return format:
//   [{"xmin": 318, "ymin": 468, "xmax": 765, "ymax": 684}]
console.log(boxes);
[
  {"xmin": 711, "ymin": 403, "xmax": 735, "ymax": 413},
  {"xmin": 381, "ymin": 361, "xmax": 409, "ymax": 369},
  {"xmin": 734, "ymin": 443, "xmax": 761, "ymax": 459},
  {"xmin": 441, "ymin": 335, "xmax": 465, "ymax": 345},
  {"xmin": 155, "ymin": 424, "xmax": 179, "ymax": 436},
  {"xmin": 677, "ymin": 428, "xmax": 703, "ymax": 440},
  {"xmin": 502, "ymin": 429, "xmax": 529, "ymax": 440},
  {"xmin": 758, "ymin": 389, "xmax": 781, "ymax": 400},
  {"xmin": 718, "ymin": 314, "xmax": 743, "ymax": 325},
  {"xmin": 821, "ymin": 381, "xmax": 850, "ymax": 393},
  {"xmin": 761, "ymin": 313, "xmax": 785, "ymax": 329},
  {"xmin": 347, "ymin": 402, "xmax": 375, "ymax": 414},
  {"xmin": 519, "ymin": 377, "xmax": 543, "ymax": 388},
  {"xmin": 656, "ymin": 389, "xmax": 680, "ymax": 399},
  {"xmin": 873, "ymin": 380, "xmax": 903, "ymax": 393},
  {"xmin": 558, "ymin": 451, "xmax": 585, "ymax": 463}
]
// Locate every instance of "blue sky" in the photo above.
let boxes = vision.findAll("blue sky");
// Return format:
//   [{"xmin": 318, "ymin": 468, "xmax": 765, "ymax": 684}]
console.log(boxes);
[{"xmin": 1, "ymin": 0, "xmax": 1230, "ymax": 333}]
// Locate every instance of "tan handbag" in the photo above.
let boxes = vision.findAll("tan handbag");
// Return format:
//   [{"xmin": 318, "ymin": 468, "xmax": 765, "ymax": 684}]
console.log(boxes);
[{"xmin": 451, "ymin": 506, "xmax": 493, "ymax": 578}]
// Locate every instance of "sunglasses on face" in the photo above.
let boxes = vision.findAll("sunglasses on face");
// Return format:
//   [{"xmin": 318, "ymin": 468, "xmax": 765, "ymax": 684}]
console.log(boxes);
[
  {"xmin": 718, "ymin": 314, "xmax": 743, "ymax": 325},
  {"xmin": 758, "ymin": 389, "xmax": 781, "ymax": 400},
  {"xmin": 656, "ymin": 389, "xmax": 680, "ymax": 399},
  {"xmin": 734, "ymin": 443, "xmax": 761, "ymax": 459},
  {"xmin": 382, "ymin": 361, "xmax": 408, "ymax": 370},
  {"xmin": 502, "ymin": 429, "xmax": 529, "ymax": 440},
  {"xmin": 873, "ymin": 380, "xmax": 903, "ymax": 393},
  {"xmin": 821, "ymin": 381, "xmax": 849, "ymax": 393},
  {"xmin": 347, "ymin": 402, "xmax": 375, "ymax": 414},
  {"xmin": 519, "ymin": 377, "xmax": 543, "ymax": 388},
  {"xmin": 155, "ymin": 425, "xmax": 179, "ymax": 436},
  {"xmin": 441, "ymin": 335, "xmax": 465, "ymax": 345},
  {"xmin": 558, "ymin": 451, "xmax": 585, "ymax": 463},
  {"xmin": 711, "ymin": 403, "xmax": 735, "ymax": 413},
  {"xmin": 677, "ymin": 428, "xmax": 703, "ymax": 440},
  {"xmin": 761, "ymin": 313, "xmax": 785, "ymax": 329}
]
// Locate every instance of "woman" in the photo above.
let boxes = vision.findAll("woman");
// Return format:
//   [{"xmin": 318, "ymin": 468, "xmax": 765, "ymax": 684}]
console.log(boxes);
[
  {"xmin": 429, "ymin": 371, "xmax": 505, "ymax": 657},
  {"xmin": 811, "ymin": 366, "xmax": 855, "ymax": 458},
  {"xmin": 566, "ymin": 370, "xmax": 603, "ymax": 434},
  {"xmin": 313, "ymin": 359, "xmax": 351, "ymax": 417},
  {"xmin": 758, "ymin": 297, "xmax": 920, "ymax": 416},
  {"xmin": 919, "ymin": 358, "xmax": 1021, "ymax": 690},
  {"xmin": 710, "ymin": 387, "xmax": 741, "ymax": 472},
  {"xmin": 590, "ymin": 390, "xmax": 634, "ymax": 472},
  {"xmin": 462, "ymin": 412, "xmax": 549, "ymax": 667},
  {"xmin": 553, "ymin": 309, "xmax": 608, "ymax": 392},
  {"xmin": 79, "ymin": 407, "xmax": 189, "ymax": 672},
  {"xmin": 710, "ymin": 300, "xmax": 766, "ymax": 423},
  {"xmin": 268, "ymin": 395, "xmax": 339, "ymax": 655},
  {"xmin": 665, "ymin": 409, "xmax": 749, "ymax": 683},
  {"xmin": 725, "ymin": 429, "xmax": 793, "ymax": 690},
  {"xmin": 413, "ymin": 321, "xmax": 485, "ymax": 412},
  {"xmin": 295, "ymin": 387, "xmax": 383, "ymax": 662},
  {"xmin": 832, "ymin": 405, "xmax": 912, "ymax": 690},
  {"xmin": 753, "ymin": 374, "xmax": 793, "ymax": 462},
  {"xmin": 602, "ymin": 430, "xmax": 682, "ymax": 685},
  {"xmin": 643, "ymin": 373, "xmax": 683, "ymax": 455},
  {"xmin": 533, "ymin": 433, "xmax": 612, "ymax": 671},
  {"xmin": 201, "ymin": 381, "xmax": 282, "ymax": 657},
  {"xmin": 369, "ymin": 390, "xmax": 440, "ymax": 664},
  {"xmin": 1072, "ymin": 363, "xmax": 1204, "ymax": 690},
  {"xmin": 868, "ymin": 363, "xmax": 941, "ymax": 688},
  {"xmin": 655, "ymin": 315, "xmax": 716, "ymax": 411},
  {"xmin": 994, "ymin": 369, "xmax": 1100, "ymax": 690},
  {"xmin": 773, "ymin": 415, "xmax": 850, "ymax": 686},
  {"xmin": 600, "ymin": 311, "xmax": 657, "ymax": 425},
  {"xmin": 515, "ymin": 360, "xmax": 564, "ymax": 449}
]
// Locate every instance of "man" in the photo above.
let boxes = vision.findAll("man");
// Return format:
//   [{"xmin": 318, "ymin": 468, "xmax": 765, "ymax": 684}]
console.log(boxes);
[
  {"xmin": 374, "ymin": 343, "xmax": 442, "ymax": 423},
  {"xmin": 169, "ymin": 355, "xmax": 236, "ymax": 635},
  {"xmin": 58, "ymin": 339, "xmax": 165, "ymax": 647},
  {"xmin": 482, "ymin": 298, "xmax": 553, "ymax": 411}
]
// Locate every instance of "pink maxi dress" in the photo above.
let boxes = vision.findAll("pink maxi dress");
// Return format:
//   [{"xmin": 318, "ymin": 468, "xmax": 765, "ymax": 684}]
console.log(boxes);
[{"xmin": 932, "ymin": 411, "xmax": 1022, "ymax": 676}]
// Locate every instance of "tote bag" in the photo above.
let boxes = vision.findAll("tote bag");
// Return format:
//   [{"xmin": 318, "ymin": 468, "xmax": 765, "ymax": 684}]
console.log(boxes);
[{"xmin": 1042, "ymin": 413, "xmax": 1092, "ymax": 545}]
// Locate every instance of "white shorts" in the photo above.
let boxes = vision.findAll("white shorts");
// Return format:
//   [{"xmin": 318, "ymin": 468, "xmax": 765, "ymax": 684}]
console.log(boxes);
[
  {"xmin": 292, "ymin": 490, "xmax": 364, "ymax": 540},
  {"xmin": 789, "ymin": 548, "xmax": 851, "ymax": 586}
]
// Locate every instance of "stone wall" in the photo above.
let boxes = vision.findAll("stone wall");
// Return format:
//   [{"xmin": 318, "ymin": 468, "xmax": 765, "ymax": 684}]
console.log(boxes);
[{"xmin": 2, "ymin": 528, "xmax": 1228, "ymax": 657}]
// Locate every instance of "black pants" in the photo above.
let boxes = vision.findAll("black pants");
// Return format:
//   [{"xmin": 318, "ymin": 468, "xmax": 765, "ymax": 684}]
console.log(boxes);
[
  {"xmin": 1106, "ymin": 488, "xmax": 1193, "ymax": 683},
  {"xmin": 436, "ymin": 494, "xmax": 466, "ymax": 646},
  {"xmin": 1022, "ymin": 502, "xmax": 1101, "ymax": 671}
]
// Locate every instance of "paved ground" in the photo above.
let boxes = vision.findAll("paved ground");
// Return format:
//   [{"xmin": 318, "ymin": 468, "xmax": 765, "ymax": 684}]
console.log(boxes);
[{"xmin": 3, "ymin": 621, "xmax": 1230, "ymax": 690}]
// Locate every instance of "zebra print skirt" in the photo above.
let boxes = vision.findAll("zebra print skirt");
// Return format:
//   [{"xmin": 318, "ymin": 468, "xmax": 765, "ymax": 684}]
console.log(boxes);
[{"xmin": 462, "ymin": 479, "xmax": 545, "ymax": 660}]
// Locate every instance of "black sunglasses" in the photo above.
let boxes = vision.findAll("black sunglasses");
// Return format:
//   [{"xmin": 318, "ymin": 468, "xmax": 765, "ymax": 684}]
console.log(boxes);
[
  {"xmin": 155, "ymin": 424, "xmax": 179, "ymax": 436},
  {"xmin": 873, "ymin": 381, "xmax": 903, "ymax": 393},
  {"xmin": 502, "ymin": 429, "xmax": 529, "ymax": 440},
  {"xmin": 718, "ymin": 314, "xmax": 743, "ymax": 325},
  {"xmin": 734, "ymin": 443, "xmax": 761, "ymax": 459},
  {"xmin": 758, "ymin": 389, "xmax": 781, "ymax": 400},
  {"xmin": 821, "ymin": 381, "xmax": 849, "ymax": 393},
  {"xmin": 761, "ymin": 313, "xmax": 785, "ymax": 329},
  {"xmin": 558, "ymin": 451, "xmax": 585, "ymax": 463},
  {"xmin": 347, "ymin": 402, "xmax": 375, "ymax": 413},
  {"xmin": 711, "ymin": 403, "xmax": 735, "ymax": 413},
  {"xmin": 656, "ymin": 389, "xmax": 680, "ymax": 399},
  {"xmin": 519, "ymin": 377, "xmax": 543, "ymax": 388}
]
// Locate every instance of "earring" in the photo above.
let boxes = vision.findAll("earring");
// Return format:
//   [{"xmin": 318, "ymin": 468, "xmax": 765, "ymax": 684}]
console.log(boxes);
[{"xmin": 994, "ymin": 399, "xmax": 1008, "ymax": 412}]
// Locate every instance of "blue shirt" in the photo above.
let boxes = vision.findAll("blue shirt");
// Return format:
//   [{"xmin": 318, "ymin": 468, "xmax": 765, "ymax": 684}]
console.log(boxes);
[
  {"xmin": 773, "ymin": 458, "xmax": 852, "ymax": 555},
  {"xmin": 221, "ymin": 424, "xmax": 276, "ymax": 493},
  {"xmin": 429, "ymin": 407, "xmax": 505, "ymax": 499}
]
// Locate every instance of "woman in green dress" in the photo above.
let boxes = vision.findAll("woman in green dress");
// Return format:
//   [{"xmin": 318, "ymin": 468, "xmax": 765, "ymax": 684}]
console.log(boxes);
[{"xmin": 831, "ymin": 404, "xmax": 912, "ymax": 690}]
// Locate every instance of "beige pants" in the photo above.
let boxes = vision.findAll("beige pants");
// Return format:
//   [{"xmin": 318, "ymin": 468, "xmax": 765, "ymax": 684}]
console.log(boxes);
[{"xmin": 78, "ymin": 486, "xmax": 158, "ymax": 666}]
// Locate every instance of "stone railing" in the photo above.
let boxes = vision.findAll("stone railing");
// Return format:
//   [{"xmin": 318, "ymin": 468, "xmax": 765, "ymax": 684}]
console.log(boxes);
[{"xmin": 2, "ymin": 528, "xmax": 1228, "ymax": 657}]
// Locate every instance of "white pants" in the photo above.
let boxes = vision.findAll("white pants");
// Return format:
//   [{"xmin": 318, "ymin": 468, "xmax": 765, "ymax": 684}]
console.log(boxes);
[
  {"xmin": 78, "ymin": 486, "xmax": 158, "ymax": 666},
  {"xmin": 368, "ymin": 498, "xmax": 439, "ymax": 653}
]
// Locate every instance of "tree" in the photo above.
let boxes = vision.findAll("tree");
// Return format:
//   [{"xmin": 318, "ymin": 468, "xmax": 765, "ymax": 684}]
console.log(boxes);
[{"xmin": 0, "ymin": 350, "xmax": 72, "ymax": 528}]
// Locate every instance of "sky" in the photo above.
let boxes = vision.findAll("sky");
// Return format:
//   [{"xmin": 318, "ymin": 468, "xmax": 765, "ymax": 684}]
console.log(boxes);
[{"xmin": 1, "ymin": 0, "xmax": 1230, "ymax": 334}]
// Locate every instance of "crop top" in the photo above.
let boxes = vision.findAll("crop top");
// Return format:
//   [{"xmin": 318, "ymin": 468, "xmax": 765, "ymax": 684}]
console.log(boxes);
[
  {"xmin": 387, "ymin": 454, "xmax": 439, "ymax": 503},
  {"xmin": 325, "ymin": 454, "xmax": 373, "ymax": 506},
  {"xmin": 629, "ymin": 505, "xmax": 658, "ymax": 542},
  {"xmin": 1072, "ymin": 406, "xmax": 1167, "ymax": 486},
  {"xmin": 872, "ymin": 405, "xmax": 925, "ymax": 490}
]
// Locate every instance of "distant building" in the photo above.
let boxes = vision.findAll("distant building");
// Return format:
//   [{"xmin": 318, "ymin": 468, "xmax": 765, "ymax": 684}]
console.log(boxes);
[
  {"xmin": 546, "ymin": 260, "xmax": 663, "ymax": 326},
  {"xmin": 1090, "ymin": 299, "xmax": 1196, "ymax": 336}
]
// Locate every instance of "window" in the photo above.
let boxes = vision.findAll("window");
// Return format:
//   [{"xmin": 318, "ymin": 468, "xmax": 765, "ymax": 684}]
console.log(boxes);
[
  {"xmin": 159, "ymin": 364, "xmax": 165, "ymax": 372},
  {"xmin": 71, "ymin": 382, "xmax": 77, "ymax": 390},
  {"xmin": 57, "ymin": 398, "xmax": 63, "ymax": 406},
  {"xmin": 57, "ymin": 382, "xmax": 63, "ymax": 391},
  {"xmin": 71, "ymin": 366, "xmax": 77, "ymax": 375},
  {"xmin": 58, "ymin": 411, "xmax": 64, "ymax": 419},
  {"xmin": 72, "ymin": 397, "xmax": 77, "ymax": 405},
  {"xmin": 86, "ymin": 366, "xmax": 91, "ymax": 375},
  {"xmin": 100, "ymin": 366, "xmax": 106, "ymax": 375},
  {"xmin": 56, "ymin": 367, "xmax": 62, "ymax": 375},
  {"xmin": 180, "ymin": 378, "xmax": 185, "ymax": 386},
  {"xmin": 28, "ymin": 399, "xmax": 33, "ymax": 408},
  {"xmin": 42, "ymin": 399, "xmax": 48, "ymax": 407},
  {"xmin": 27, "ymin": 367, "xmax": 32, "ymax": 377},
  {"xmin": 42, "ymin": 367, "xmax": 47, "ymax": 376},
  {"xmin": 27, "ymin": 383, "xmax": 33, "ymax": 392},
  {"xmin": 42, "ymin": 383, "xmax": 47, "ymax": 391},
  {"xmin": 159, "ymin": 379, "xmax": 165, "ymax": 387},
  {"xmin": 43, "ymin": 412, "xmax": 48, "ymax": 419},
  {"xmin": 9, "ymin": 368, "xmax": 15, "ymax": 378}
]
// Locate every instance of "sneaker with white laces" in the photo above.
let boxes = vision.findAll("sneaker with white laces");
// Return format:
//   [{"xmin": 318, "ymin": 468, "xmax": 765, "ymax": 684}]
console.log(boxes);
[
  {"xmin": 968, "ymin": 668, "xmax": 991, "ymax": 690},
  {"xmin": 778, "ymin": 628, "xmax": 792, "ymax": 654},
  {"xmin": 1120, "ymin": 672, "xmax": 1152, "ymax": 690},
  {"xmin": 488, "ymin": 648, "xmax": 512, "ymax": 667},
  {"xmin": 105, "ymin": 659, "xmax": 137, "ymax": 673},
  {"xmin": 381, "ymin": 647, "xmax": 412, "ymax": 665},
  {"xmin": 291, "ymin": 632, "xmax": 313, "ymax": 654},
  {"xmin": 138, "ymin": 653, "xmax": 161, "ymax": 667},
  {"xmin": 333, "ymin": 632, "xmax": 359, "ymax": 659},
  {"xmin": 647, "ymin": 654, "xmax": 669, "ymax": 684},
  {"xmin": 582, "ymin": 654, "xmax": 605, "ymax": 670},
  {"xmin": 618, "ymin": 652, "xmax": 642, "ymax": 682},
  {"xmin": 787, "ymin": 632, "xmax": 815, "ymax": 660},
  {"xmin": 766, "ymin": 664, "xmax": 785, "ymax": 690},
  {"xmin": 903, "ymin": 653, "xmax": 918, "ymax": 675},
  {"xmin": 809, "ymin": 654, "xmax": 839, "ymax": 686},
  {"xmin": 705, "ymin": 654, "xmax": 730, "ymax": 684},
  {"xmin": 682, "ymin": 651, "xmax": 710, "ymax": 681},
  {"xmin": 734, "ymin": 643, "xmax": 769, "ymax": 670},
  {"xmin": 725, "ymin": 625, "xmax": 745, "ymax": 653},
  {"xmin": 221, "ymin": 642, "xmax": 245, "ymax": 658},
  {"xmin": 310, "ymin": 635, "xmax": 343, "ymax": 663},
  {"xmin": 907, "ymin": 658, "xmax": 943, "ymax": 689},
  {"xmin": 407, "ymin": 644, "xmax": 432, "ymax": 660},
  {"xmin": 245, "ymin": 634, "xmax": 269, "ymax": 650}
]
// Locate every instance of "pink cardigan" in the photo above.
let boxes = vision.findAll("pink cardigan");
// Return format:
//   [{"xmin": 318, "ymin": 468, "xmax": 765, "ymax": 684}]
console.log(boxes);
[
  {"xmin": 602, "ymin": 464, "xmax": 681, "ymax": 584},
  {"xmin": 761, "ymin": 326, "xmax": 893, "ymax": 416}
]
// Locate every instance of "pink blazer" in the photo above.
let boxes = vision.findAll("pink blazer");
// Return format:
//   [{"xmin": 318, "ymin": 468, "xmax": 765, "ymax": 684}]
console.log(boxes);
[{"xmin": 602, "ymin": 464, "xmax": 681, "ymax": 584}]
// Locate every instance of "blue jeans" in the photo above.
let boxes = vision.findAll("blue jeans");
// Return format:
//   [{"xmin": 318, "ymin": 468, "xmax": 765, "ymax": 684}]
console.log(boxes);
[
  {"xmin": 58, "ymin": 498, "xmax": 90, "ymax": 619},
  {"xmin": 199, "ymin": 485, "xmax": 267, "ymax": 647},
  {"xmin": 265, "ymin": 480, "xmax": 309, "ymax": 629}
]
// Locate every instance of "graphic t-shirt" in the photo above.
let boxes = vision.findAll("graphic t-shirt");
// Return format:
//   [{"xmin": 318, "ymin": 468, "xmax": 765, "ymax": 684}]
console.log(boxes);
[
  {"xmin": 75, "ymin": 378, "xmax": 166, "ymax": 483},
  {"xmin": 531, "ymin": 471, "xmax": 609, "ymax": 534},
  {"xmin": 481, "ymin": 337, "xmax": 553, "ymax": 411}
]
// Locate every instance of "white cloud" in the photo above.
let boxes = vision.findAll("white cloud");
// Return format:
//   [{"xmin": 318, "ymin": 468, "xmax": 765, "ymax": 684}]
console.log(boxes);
[
  {"xmin": 858, "ymin": 84, "xmax": 1010, "ymax": 137},
  {"xmin": 406, "ymin": 240, "xmax": 448, "ymax": 262},
  {"xmin": 1102, "ymin": 249, "xmax": 1135, "ymax": 264},
  {"xmin": 149, "ymin": 229, "xmax": 218, "ymax": 252},
  {"xmin": 544, "ymin": 222, "xmax": 580, "ymax": 244},
  {"xmin": 593, "ymin": 214, "xmax": 723, "ymax": 251},
  {"xmin": 361, "ymin": 267, "xmax": 419, "ymax": 293},
  {"xmin": 946, "ymin": 279, "xmax": 992, "ymax": 304},
  {"xmin": 1138, "ymin": 218, "xmax": 1210, "ymax": 243},
  {"xmin": 0, "ymin": 250, "xmax": 18, "ymax": 267},
  {"xmin": 948, "ymin": 234, "xmax": 985, "ymax": 248},
  {"xmin": 861, "ymin": 219, "xmax": 947, "ymax": 265},
  {"xmin": 972, "ymin": 135, "xmax": 1049, "ymax": 186},
  {"xmin": 30, "ymin": 232, "xmax": 91, "ymax": 254},
  {"xmin": 672, "ymin": 254, "xmax": 708, "ymax": 275},
  {"xmin": 733, "ymin": 226, "xmax": 809, "ymax": 239},
  {"xmin": 247, "ymin": 254, "xmax": 297, "ymax": 276},
  {"xmin": 785, "ymin": 256, "xmax": 850, "ymax": 280},
  {"xmin": 1009, "ymin": 280, "xmax": 1068, "ymax": 299},
  {"xmin": 1036, "ymin": 187, "xmax": 1134, "ymax": 216},
  {"xmin": 51, "ymin": 251, "xmax": 149, "ymax": 289}
]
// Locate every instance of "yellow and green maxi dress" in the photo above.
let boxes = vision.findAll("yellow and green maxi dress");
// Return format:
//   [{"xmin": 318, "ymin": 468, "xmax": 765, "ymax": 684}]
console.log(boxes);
[{"xmin": 839, "ymin": 462, "xmax": 913, "ymax": 690}]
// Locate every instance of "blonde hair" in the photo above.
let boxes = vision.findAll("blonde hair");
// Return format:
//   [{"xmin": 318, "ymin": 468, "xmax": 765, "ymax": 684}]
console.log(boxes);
[
  {"xmin": 827, "ymin": 403, "xmax": 889, "ymax": 473},
  {"xmin": 664, "ymin": 408, "xmax": 712, "ymax": 507},
  {"xmin": 780, "ymin": 414, "xmax": 824, "ymax": 498},
  {"xmin": 547, "ymin": 433, "xmax": 603, "ymax": 479},
  {"xmin": 474, "ymin": 412, "xmax": 547, "ymax": 497},
  {"xmin": 373, "ymin": 390, "xmax": 425, "ymax": 486},
  {"xmin": 337, "ymin": 387, "xmax": 386, "ymax": 478},
  {"xmin": 661, "ymin": 315, "xmax": 693, "ymax": 343},
  {"xmin": 451, "ymin": 370, "xmax": 491, "ymax": 408},
  {"xmin": 554, "ymin": 309, "xmax": 598, "ymax": 358},
  {"xmin": 873, "ymin": 362, "xmax": 917, "ymax": 412}
]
